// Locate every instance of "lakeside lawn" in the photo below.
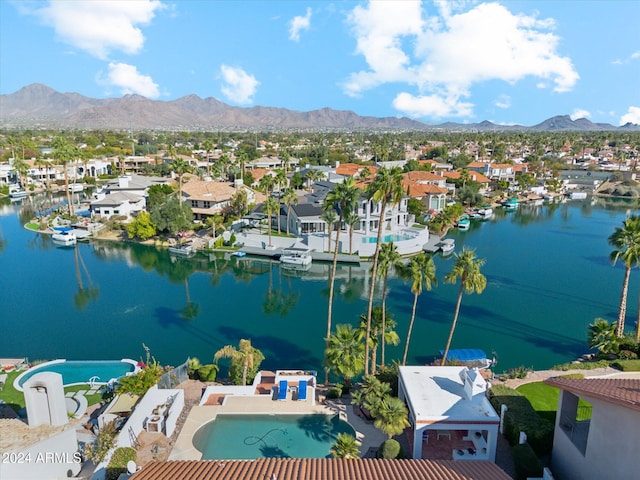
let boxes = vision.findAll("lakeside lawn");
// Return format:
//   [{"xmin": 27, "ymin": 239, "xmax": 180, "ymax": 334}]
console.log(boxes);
[{"xmin": 0, "ymin": 370, "xmax": 108, "ymax": 414}]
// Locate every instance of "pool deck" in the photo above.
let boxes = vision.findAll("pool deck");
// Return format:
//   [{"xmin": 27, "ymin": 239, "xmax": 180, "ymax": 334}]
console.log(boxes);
[{"xmin": 169, "ymin": 395, "xmax": 386, "ymax": 460}]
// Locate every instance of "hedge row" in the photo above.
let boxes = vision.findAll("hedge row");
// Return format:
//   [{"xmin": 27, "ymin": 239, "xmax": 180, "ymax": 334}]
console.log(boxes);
[
  {"xmin": 512, "ymin": 443, "xmax": 544, "ymax": 480},
  {"xmin": 488, "ymin": 385, "xmax": 554, "ymax": 456},
  {"xmin": 106, "ymin": 447, "xmax": 136, "ymax": 480}
]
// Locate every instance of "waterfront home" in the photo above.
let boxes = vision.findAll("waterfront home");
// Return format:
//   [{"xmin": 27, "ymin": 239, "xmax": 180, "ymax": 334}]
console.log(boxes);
[
  {"xmin": 401, "ymin": 170, "xmax": 450, "ymax": 212},
  {"xmin": 398, "ymin": 366, "xmax": 500, "ymax": 462},
  {"xmin": 181, "ymin": 178, "xmax": 264, "ymax": 222},
  {"xmin": 103, "ymin": 173, "xmax": 168, "ymax": 195},
  {"xmin": 544, "ymin": 377, "xmax": 640, "ymax": 479},
  {"xmin": 91, "ymin": 191, "xmax": 146, "ymax": 220}
]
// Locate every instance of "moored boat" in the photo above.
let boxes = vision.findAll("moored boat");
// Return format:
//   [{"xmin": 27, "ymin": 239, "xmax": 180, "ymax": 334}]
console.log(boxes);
[
  {"xmin": 440, "ymin": 348, "xmax": 496, "ymax": 370},
  {"xmin": 8, "ymin": 188, "xmax": 27, "ymax": 199},
  {"xmin": 68, "ymin": 183, "xmax": 84, "ymax": 193},
  {"xmin": 52, "ymin": 230, "xmax": 77, "ymax": 246},
  {"xmin": 279, "ymin": 247, "xmax": 312, "ymax": 267},
  {"xmin": 457, "ymin": 215, "xmax": 470, "ymax": 230},
  {"xmin": 168, "ymin": 242, "xmax": 196, "ymax": 257},
  {"xmin": 502, "ymin": 197, "xmax": 518, "ymax": 211},
  {"xmin": 437, "ymin": 238, "xmax": 455, "ymax": 255},
  {"xmin": 477, "ymin": 204, "xmax": 493, "ymax": 219}
]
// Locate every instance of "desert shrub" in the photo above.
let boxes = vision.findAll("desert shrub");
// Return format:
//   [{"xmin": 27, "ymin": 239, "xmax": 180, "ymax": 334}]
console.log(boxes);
[
  {"xmin": 488, "ymin": 385, "xmax": 554, "ymax": 455},
  {"xmin": 106, "ymin": 447, "xmax": 136, "ymax": 480},
  {"xmin": 376, "ymin": 439, "xmax": 404, "ymax": 459},
  {"xmin": 611, "ymin": 359, "xmax": 640, "ymax": 371},
  {"xmin": 512, "ymin": 443, "xmax": 543, "ymax": 480},
  {"xmin": 85, "ymin": 421, "xmax": 117, "ymax": 464}
]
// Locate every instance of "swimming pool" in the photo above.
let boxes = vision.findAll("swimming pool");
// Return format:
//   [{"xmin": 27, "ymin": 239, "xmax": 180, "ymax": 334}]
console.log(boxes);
[
  {"xmin": 362, "ymin": 232, "xmax": 417, "ymax": 243},
  {"xmin": 15, "ymin": 359, "xmax": 137, "ymax": 390},
  {"xmin": 193, "ymin": 414, "xmax": 356, "ymax": 459}
]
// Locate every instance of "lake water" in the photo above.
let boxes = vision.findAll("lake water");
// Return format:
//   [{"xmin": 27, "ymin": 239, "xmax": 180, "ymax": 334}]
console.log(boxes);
[{"xmin": 0, "ymin": 196, "xmax": 635, "ymax": 374}]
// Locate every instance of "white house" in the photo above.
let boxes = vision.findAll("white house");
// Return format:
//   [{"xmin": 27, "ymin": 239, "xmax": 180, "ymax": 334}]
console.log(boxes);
[
  {"xmin": 544, "ymin": 377, "xmax": 640, "ymax": 480},
  {"xmin": 398, "ymin": 366, "xmax": 500, "ymax": 462},
  {"xmin": 91, "ymin": 192, "xmax": 146, "ymax": 220}
]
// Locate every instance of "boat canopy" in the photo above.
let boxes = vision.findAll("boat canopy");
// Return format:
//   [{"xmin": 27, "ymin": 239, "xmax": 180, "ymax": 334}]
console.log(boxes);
[{"xmin": 440, "ymin": 349, "xmax": 488, "ymax": 362}]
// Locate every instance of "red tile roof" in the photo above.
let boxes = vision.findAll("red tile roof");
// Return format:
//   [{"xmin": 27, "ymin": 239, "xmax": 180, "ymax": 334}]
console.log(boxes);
[
  {"xmin": 544, "ymin": 378, "xmax": 640, "ymax": 412},
  {"xmin": 130, "ymin": 459, "xmax": 512, "ymax": 480}
]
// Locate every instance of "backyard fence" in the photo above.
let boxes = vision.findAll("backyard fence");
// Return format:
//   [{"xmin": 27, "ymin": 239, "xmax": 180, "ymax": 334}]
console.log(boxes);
[{"xmin": 157, "ymin": 360, "xmax": 188, "ymax": 389}]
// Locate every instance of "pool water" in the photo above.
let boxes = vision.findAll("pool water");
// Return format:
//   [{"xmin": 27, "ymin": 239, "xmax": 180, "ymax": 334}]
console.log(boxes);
[
  {"xmin": 17, "ymin": 360, "xmax": 136, "ymax": 389},
  {"xmin": 193, "ymin": 414, "xmax": 355, "ymax": 459},
  {"xmin": 362, "ymin": 233, "xmax": 416, "ymax": 243}
]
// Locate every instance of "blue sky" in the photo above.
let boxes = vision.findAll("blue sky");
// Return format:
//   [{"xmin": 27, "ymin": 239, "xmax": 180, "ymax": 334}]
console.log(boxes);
[{"xmin": 1, "ymin": 0, "xmax": 639, "ymax": 126}]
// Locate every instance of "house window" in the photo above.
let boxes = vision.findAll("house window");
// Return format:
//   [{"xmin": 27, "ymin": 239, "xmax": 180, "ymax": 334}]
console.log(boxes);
[
  {"xmin": 203, "ymin": 201, "xmax": 211, "ymax": 208},
  {"xmin": 558, "ymin": 392, "xmax": 592, "ymax": 456},
  {"xmin": 191, "ymin": 200, "xmax": 197, "ymax": 207},
  {"xmin": 113, "ymin": 210, "xmax": 119, "ymax": 214}
]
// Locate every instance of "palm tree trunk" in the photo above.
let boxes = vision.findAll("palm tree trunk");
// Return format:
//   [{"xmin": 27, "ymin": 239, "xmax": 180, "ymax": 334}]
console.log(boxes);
[
  {"xmin": 441, "ymin": 283, "xmax": 465, "ymax": 365},
  {"xmin": 616, "ymin": 266, "xmax": 631, "ymax": 337},
  {"xmin": 267, "ymin": 212, "xmax": 272, "ymax": 247},
  {"xmin": 64, "ymin": 164, "xmax": 74, "ymax": 216},
  {"xmin": 365, "ymin": 201, "xmax": 386, "ymax": 376},
  {"xmin": 380, "ymin": 276, "xmax": 389, "ymax": 370},
  {"xmin": 402, "ymin": 292, "xmax": 419, "ymax": 365},
  {"xmin": 325, "ymin": 214, "xmax": 343, "ymax": 384}
]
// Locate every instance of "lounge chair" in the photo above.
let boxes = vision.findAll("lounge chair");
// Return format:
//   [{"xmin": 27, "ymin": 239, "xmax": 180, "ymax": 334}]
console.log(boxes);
[
  {"xmin": 298, "ymin": 380, "xmax": 307, "ymax": 401},
  {"xmin": 277, "ymin": 380, "xmax": 288, "ymax": 400}
]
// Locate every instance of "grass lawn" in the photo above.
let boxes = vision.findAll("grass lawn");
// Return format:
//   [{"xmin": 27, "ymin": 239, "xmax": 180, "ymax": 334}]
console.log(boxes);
[
  {"xmin": 517, "ymin": 381, "xmax": 592, "ymax": 423},
  {"xmin": 0, "ymin": 370, "xmax": 109, "ymax": 414}
]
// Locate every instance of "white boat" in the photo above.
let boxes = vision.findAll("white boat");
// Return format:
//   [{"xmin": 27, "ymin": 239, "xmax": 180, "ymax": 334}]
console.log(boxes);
[
  {"xmin": 168, "ymin": 242, "xmax": 196, "ymax": 257},
  {"xmin": 477, "ymin": 204, "xmax": 493, "ymax": 219},
  {"xmin": 457, "ymin": 215, "xmax": 470, "ymax": 230},
  {"xmin": 502, "ymin": 197, "xmax": 519, "ymax": 211},
  {"xmin": 8, "ymin": 188, "xmax": 27, "ymax": 199},
  {"xmin": 52, "ymin": 230, "xmax": 77, "ymax": 246},
  {"xmin": 440, "ymin": 349, "xmax": 496, "ymax": 370},
  {"xmin": 68, "ymin": 183, "xmax": 84, "ymax": 193},
  {"xmin": 437, "ymin": 238, "xmax": 455, "ymax": 255},
  {"xmin": 279, "ymin": 247, "xmax": 312, "ymax": 267},
  {"xmin": 569, "ymin": 191, "xmax": 588, "ymax": 200},
  {"xmin": 231, "ymin": 251, "xmax": 246, "ymax": 258}
]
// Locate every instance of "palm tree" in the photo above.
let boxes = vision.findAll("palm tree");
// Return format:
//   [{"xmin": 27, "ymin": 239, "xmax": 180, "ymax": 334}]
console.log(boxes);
[
  {"xmin": 203, "ymin": 139, "xmax": 214, "ymax": 177},
  {"xmin": 587, "ymin": 318, "xmax": 618, "ymax": 355},
  {"xmin": 323, "ymin": 177, "xmax": 360, "ymax": 383},
  {"xmin": 330, "ymin": 433, "xmax": 360, "ymax": 459},
  {"xmin": 171, "ymin": 157, "xmax": 191, "ymax": 206},
  {"xmin": 359, "ymin": 306, "xmax": 400, "ymax": 374},
  {"xmin": 344, "ymin": 209, "xmax": 360, "ymax": 255},
  {"xmin": 376, "ymin": 242, "xmax": 402, "ymax": 370},
  {"xmin": 320, "ymin": 208, "xmax": 337, "ymax": 253},
  {"xmin": 399, "ymin": 253, "xmax": 437, "ymax": 365},
  {"xmin": 281, "ymin": 188, "xmax": 299, "ymax": 236},
  {"xmin": 373, "ymin": 396, "xmax": 410, "ymax": 438},
  {"xmin": 363, "ymin": 167, "xmax": 404, "ymax": 375},
  {"xmin": 258, "ymin": 174, "xmax": 275, "ymax": 195},
  {"xmin": 214, "ymin": 339, "xmax": 264, "ymax": 385},
  {"xmin": 262, "ymin": 197, "xmax": 279, "ymax": 248},
  {"xmin": 441, "ymin": 248, "xmax": 487, "ymax": 365},
  {"xmin": 325, "ymin": 324, "xmax": 365, "ymax": 389},
  {"xmin": 53, "ymin": 136, "xmax": 77, "ymax": 216},
  {"xmin": 609, "ymin": 215, "xmax": 640, "ymax": 337}
]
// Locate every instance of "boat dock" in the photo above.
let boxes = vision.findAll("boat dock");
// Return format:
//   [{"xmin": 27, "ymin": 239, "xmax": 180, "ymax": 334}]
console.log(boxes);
[
  {"xmin": 235, "ymin": 246, "xmax": 360, "ymax": 264},
  {"xmin": 422, "ymin": 235, "xmax": 443, "ymax": 253}
]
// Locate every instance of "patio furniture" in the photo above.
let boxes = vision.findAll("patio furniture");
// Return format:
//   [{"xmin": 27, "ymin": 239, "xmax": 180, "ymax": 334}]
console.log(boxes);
[
  {"xmin": 277, "ymin": 380, "xmax": 288, "ymax": 400},
  {"xmin": 298, "ymin": 380, "xmax": 307, "ymax": 401}
]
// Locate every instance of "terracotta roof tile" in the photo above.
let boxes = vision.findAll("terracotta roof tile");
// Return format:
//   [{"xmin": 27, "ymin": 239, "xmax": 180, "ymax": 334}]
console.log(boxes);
[
  {"xmin": 544, "ymin": 378, "xmax": 640, "ymax": 412},
  {"xmin": 130, "ymin": 459, "xmax": 511, "ymax": 480}
]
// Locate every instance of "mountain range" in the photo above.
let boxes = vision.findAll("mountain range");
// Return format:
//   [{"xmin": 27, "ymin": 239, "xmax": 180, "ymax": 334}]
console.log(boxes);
[{"xmin": 1, "ymin": 83, "xmax": 638, "ymax": 132}]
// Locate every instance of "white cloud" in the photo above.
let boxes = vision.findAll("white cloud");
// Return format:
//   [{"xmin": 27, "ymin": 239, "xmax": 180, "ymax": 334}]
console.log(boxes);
[
  {"xmin": 570, "ymin": 109, "xmax": 591, "ymax": 120},
  {"xmin": 494, "ymin": 95, "xmax": 511, "ymax": 109},
  {"xmin": 35, "ymin": 0, "xmax": 164, "ymax": 59},
  {"xmin": 289, "ymin": 7, "xmax": 312, "ymax": 42},
  {"xmin": 632, "ymin": 51, "xmax": 640, "ymax": 60},
  {"xmin": 392, "ymin": 92, "xmax": 473, "ymax": 118},
  {"xmin": 104, "ymin": 62, "xmax": 159, "ymax": 98},
  {"xmin": 620, "ymin": 106, "xmax": 640, "ymax": 125},
  {"xmin": 220, "ymin": 65, "xmax": 259, "ymax": 105},
  {"xmin": 344, "ymin": 1, "xmax": 579, "ymax": 118}
]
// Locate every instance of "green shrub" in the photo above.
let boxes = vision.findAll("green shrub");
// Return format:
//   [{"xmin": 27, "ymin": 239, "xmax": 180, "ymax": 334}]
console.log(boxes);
[
  {"xmin": 376, "ymin": 439, "xmax": 404, "ymax": 459},
  {"xmin": 512, "ymin": 443, "xmax": 543, "ymax": 480},
  {"xmin": 106, "ymin": 447, "xmax": 136, "ymax": 480},
  {"xmin": 117, "ymin": 361, "xmax": 163, "ymax": 395},
  {"xmin": 85, "ymin": 421, "xmax": 117, "ymax": 464},
  {"xmin": 611, "ymin": 359, "xmax": 640, "ymax": 371},
  {"xmin": 197, "ymin": 364, "xmax": 219, "ymax": 382},
  {"xmin": 551, "ymin": 360, "xmax": 611, "ymax": 371},
  {"xmin": 326, "ymin": 387, "xmax": 342, "ymax": 399},
  {"xmin": 617, "ymin": 350, "xmax": 638, "ymax": 360},
  {"xmin": 488, "ymin": 385, "xmax": 554, "ymax": 455}
]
